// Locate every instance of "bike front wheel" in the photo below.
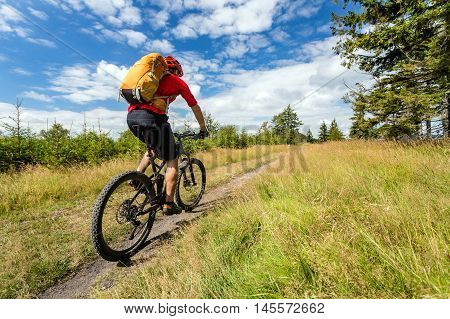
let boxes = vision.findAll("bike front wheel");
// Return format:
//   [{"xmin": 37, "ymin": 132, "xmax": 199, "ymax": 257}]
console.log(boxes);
[
  {"xmin": 91, "ymin": 171, "xmax": 157, "ymax": 261},
  {"xmin": 175, "ymin": 158, "xmax": 206, "ymax": 210}
]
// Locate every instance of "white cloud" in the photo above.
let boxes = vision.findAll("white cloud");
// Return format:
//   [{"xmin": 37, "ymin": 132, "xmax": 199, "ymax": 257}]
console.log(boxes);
[
  {"xmin": 26, "ymin": 38, "xmax": 57, "ymax": 48},
  {"xmin": 10, "ymin": 67, "xmax": 32, "ymax": 76},
  {"xmin": 1, "ymin": 24, "xmax": 366, "ymax": 138},
  {"xmin": 1, "ymin": 4, "xmax": 57, "ymax": 47},
  {"xmin": 45, "ymin": 0, "xmax": 142, "ymax": 27},
  {"xmin": 277, "ymin": 0, "xmax": 323, "ymax": 22},
  {"xmin": 270, "ymin": 27, "xmax": 290, "ymax": 42},
  {"xmin": 152, "ymin": 0, "xmax": 186, "ymax": 12},
  {"xmin": 317, "ymin": 22, "xmax": 331, "ymax": 33},
  {"xmin": 118, "ymin": 29, "xmax": 147, "ymax": 47},
  {"xmin": 169, "ymin": 51, "xmax": 222, "ymax": 100},
  {"xmin": 297, "ymin": 36, "xmax": 337, "ymax": 60},
  {"xmin": 197, "ymin": 37, "xmax": 370, "ymax": 135},
  {"xmin": 173, "ymin": 0, "xmax": 280, "ymax": 38},
  {"xmin": 82, "ymin": 24, "xmax": 147, "ymax": 48},
  {"xmin": 28, "ymin": 7, "xmax": 49, "ymax": 20},
  {"xmin": 225, "ymin": 40, "xmax": 247, "ymax": 58},
  {"xmin": 224, "ymin": 34, "xmax": 271, "ymax": 58},
  {"xmin": 0, "ymin": 54, "xmax": 8, "ymax": 62},
  {"xmin": 48, "ymin": 61, "xmax": 129, "ymax": 104},
  {"xmin": 146, "ymin": 9, "xmax": 170, "ymax": 29},
  {"xmin": 117, "ymin": 5, "xmax": 142, "ymax": 26},
  {"xmin": 0, "ymin": 102, "xmax": 189, "ymax": 136},
  {"xmin": 0, "ymin": 3, "xmax": 29, "ymax": 37},
  {"xmin": 22, "ymin": 91, "xmax": 53, "ymax": 103},
  {"xmin": 144, "ymin": 39, "xmax": 175, "ymax": 54},
  {"xmin": 170, "ymin": 0, "xmax": 324, "ymax": 39},
  {"xmin": 0, "ymin": 4, "xmax": 23, "ymax": 23},
  {"xmin": 0, "ymin": 102, "xmax": 128, "ymax": 136},
  {"xmin": 172, "ymin": 24, "xmax": 197, "ymax": 38}
]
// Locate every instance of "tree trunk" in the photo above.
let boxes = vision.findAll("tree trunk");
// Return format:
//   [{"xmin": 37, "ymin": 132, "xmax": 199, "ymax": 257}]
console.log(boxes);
[
  {"xmin": 426, "ymin": 120, "xmax": 431, "ymax": 138},
  {"xmin": 445, "ymin": 95, "xmax": 450, "ymax": 138}
]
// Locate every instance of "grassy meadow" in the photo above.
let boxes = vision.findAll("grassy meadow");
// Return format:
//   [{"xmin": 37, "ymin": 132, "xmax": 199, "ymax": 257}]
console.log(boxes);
[
  {"xmin": 0, "ymin": 145, "xmax": 287, "ymax": 298},
  {"xmin": 90, "ymin": 141, "xmax": 449, "ymax": 299}
]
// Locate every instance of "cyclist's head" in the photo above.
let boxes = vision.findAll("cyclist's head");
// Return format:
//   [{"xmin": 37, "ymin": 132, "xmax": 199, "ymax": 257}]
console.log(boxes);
[{"xmin": 164, "ymin": 56, "xmax": 183, "ymax": 77}]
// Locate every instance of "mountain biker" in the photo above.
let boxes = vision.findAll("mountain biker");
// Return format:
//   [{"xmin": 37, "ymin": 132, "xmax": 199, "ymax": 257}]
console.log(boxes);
[{"xmin": 126, "ymin": 56, "xmax": 208, "ymax": 215}]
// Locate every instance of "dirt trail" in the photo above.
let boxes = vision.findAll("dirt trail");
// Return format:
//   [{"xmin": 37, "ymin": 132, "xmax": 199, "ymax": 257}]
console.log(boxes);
[{"xmin": 38, "ymin": 161, "xmax": 272, "ymax": 299}]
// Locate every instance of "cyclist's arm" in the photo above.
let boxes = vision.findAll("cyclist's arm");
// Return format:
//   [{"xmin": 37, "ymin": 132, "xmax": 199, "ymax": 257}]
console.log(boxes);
[
  {"xmin": 176, "ymin": 78, "xmax": 207, "ymax": 132},
  {"xmin": 191, "ymin": 105, "xmax": 207, "ymax": 131}
]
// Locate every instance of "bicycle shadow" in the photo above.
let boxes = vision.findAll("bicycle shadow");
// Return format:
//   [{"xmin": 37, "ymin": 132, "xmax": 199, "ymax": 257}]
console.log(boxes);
[{"xmin": 118, "ymin": 197, "xmax": 226, "ymax": 267}]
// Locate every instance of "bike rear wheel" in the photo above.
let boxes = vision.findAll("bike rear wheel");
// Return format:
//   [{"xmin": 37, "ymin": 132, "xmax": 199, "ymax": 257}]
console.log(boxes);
[
  {"xmin": 175, "ymin": 158, "xmax": 206, "ymax": 210},
  {"xmin": 91, "ymin": 171, "xmax": 158, "ymax": 261}
]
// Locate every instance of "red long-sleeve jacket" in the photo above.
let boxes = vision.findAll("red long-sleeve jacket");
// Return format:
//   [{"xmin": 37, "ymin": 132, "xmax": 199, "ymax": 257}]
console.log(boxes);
[{"xmin": 127, "ymin": 73, "xmax": 198, "ymax": 114}]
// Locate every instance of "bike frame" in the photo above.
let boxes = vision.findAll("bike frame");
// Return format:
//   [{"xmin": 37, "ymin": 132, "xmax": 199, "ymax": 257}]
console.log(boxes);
[
  {"xmin": 145, "ymin": 132, "xmax": 198, "ymax": 203},
  {"xmin": 147, "ymin": 133, "xmax": 192, "ymax": 176}
]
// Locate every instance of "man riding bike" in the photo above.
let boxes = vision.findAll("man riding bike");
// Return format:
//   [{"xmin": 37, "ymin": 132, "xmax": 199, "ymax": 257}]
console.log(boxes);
[{"xmin": 126, "ymin": 56, "xmax": 208, "ymax": 215}]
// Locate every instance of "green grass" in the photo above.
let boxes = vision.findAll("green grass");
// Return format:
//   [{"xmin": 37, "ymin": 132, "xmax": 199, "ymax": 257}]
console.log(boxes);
[
  {"xmin": 0, "ymin": 145, "xmax": 287, "ymax": 298},
  {"xmin": 91, "ymin": 141, "xmax": 449, "ymax": 299}
]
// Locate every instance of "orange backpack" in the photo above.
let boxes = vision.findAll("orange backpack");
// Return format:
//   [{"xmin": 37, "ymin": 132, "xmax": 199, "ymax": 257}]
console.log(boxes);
[{"xmin": 120, "ymin": 53, "xmax": 168, "ymax": 105}]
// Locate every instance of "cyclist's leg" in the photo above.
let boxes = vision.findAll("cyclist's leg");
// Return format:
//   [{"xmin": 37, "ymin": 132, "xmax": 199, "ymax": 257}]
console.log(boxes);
[
  {"xmin": 165, "ymin": 158, "xmax": 178, "ymax": 203},
  {"xmin": 127, "ymin": 110, "xmax": 158, "ymax": 173},
  {"xmin": 157, "ymin": 121, "xmax": 180, "ymax": 210},
  {"xmin": 136, "ymin": 150, "xmax": 151, "ymax": 173}
]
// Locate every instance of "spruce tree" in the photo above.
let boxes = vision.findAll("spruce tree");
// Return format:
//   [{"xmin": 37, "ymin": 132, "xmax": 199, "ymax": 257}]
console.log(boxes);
[
  {"xmin": 333, "ymin": 0, "xmax": 449, "ymax": 138},
  {"xmin": 204, "ymin": 112, "xmax": 220, "ymax": 137},
  {"xmin": 257, "ymin": 121, "xmax": 275, "ymax": 144},
  {"xmin": 0, "ymin": 99, "xmax": 36, "ymax": 167},
  {"xmin": 306, "ymin": 129, "xmax": 316, "ymax": 143},
  {"xmin": 272, "ymin": 105, "xmax": 304, "ymax": 144},
  {"xmin": 318, "ymin": 121, "xmax": 329, "ymax": 143},
  {"xmin": 328, "ymin": 119, "xmax": 345, "ymax": 141}
]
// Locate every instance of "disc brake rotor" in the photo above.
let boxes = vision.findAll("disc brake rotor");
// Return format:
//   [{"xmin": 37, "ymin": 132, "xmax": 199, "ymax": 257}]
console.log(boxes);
[
  {"xmin": 183, "ymin": 180, "xmax": 193, "ymax": 190},
  {"xmin": 116, "ymin": 199, "xmax": 139, "ymax": 224}
]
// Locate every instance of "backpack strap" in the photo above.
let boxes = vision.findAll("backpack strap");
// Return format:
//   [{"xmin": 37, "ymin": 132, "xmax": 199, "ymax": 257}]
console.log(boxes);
[
  {"xmin": 135, "ymin": 89, "xmax": 142, "ymax": 103},
  {"xmin": 151, "ymin": 95, "xmax": 177, "ymax": 100},
  {"xmin": 151, "ymin": 95, "xmax": 178, "ymax": 113}
]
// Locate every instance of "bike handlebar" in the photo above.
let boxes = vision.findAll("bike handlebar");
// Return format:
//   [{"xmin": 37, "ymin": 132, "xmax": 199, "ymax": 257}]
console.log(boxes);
[{"xmin": 174, "ymin": 131, "xmax": 201, "ymax": 140}]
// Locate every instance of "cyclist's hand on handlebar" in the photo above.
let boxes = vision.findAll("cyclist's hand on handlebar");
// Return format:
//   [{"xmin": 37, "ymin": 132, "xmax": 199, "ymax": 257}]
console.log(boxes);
[{"xmin": 198, "ymin": 129, "xmax": 209, "ymax": 139}]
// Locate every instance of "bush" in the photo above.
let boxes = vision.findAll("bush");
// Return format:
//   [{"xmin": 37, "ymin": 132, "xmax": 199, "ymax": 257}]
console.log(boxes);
[
  {"xmin": 0, "ymin": 102, "xmax": 309, "ymax": 171},
  {"xmin": 215, "ymin": 125, "xmax": 241, "ymax": 148},
  {"xmin": 115, "ymin": 130, "xmax": 144, "ymax": 157}
]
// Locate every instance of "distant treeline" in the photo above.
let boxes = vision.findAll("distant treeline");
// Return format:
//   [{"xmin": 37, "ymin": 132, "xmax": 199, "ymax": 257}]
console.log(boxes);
[{"xmin": 1, "ymin": 103, "xmax": 332, "ymax": 171}]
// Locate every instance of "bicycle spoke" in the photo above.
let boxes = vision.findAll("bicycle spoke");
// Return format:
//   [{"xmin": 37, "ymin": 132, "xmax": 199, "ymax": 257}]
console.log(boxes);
[{"xmin": 101, "ymin": 179, "xmax": 151, "ymax": 253}]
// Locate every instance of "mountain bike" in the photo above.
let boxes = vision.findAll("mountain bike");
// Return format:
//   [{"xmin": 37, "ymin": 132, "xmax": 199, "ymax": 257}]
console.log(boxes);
[{"xmin": 91, "ymin": 131, "xmax": 206, "ymax": 262}]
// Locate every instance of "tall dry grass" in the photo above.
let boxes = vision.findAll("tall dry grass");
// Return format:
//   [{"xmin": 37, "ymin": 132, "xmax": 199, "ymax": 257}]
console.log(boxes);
[
  {"xmin": 91, "ymin": 141, "xmax": 449, "ymax": 299},
  {"xmin": 0, "ymin": 145, "xmax": 286, "ymax": 298}
]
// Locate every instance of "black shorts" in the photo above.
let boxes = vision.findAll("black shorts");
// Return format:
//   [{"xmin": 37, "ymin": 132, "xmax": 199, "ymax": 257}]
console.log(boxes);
[{"xmin": 127, "ymin": 109, "xmax": 178, "ymax": 161}]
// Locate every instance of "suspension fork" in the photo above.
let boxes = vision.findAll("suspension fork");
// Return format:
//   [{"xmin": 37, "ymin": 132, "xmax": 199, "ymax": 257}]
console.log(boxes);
[
  {"xmin": 177, "ymin": 140, "xmax": 196, "ymax": 186},
  {"xmin": 180, "ymin": 156, "xmax": 197, "ymax": 186},
  {"xmin": 189, "ymin": 160, "xmax": 197, "ymax": 186}
]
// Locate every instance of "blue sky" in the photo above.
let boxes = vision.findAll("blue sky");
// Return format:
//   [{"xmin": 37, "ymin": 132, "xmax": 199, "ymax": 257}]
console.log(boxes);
[{"xmin": 0, "ymin": 0, "xmax": 368, "ymax": 136}]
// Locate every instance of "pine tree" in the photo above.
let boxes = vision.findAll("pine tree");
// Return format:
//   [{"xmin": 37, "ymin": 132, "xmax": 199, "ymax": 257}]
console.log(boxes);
[
  {"xmin": 333, "ymin": 0, "xmax": 449, "ymax": 138},
  {"xmin": 0, "ymin": 99, "xmax": 36, "ymax": 167},
  {"xmin": 257, "ymin": 121, "xmax": 275, "ymax": 144},
  {"xmin": 328, "ymin": 119, "xmax": 345, "ymax": 141},
  {"xmin": 272, "ymin": 105, "xmax": 304, "ymax": 144},
  {"xmin": 318, "ymin": 121, "xmax": 329, "ymax": 143},
  {"xmin": 306, "ymin": 129, "xmax": 315, "ymax": 143},
  {"xmin": 204, "ymin": 112, "xmax": 220, "ymax": 137}
]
